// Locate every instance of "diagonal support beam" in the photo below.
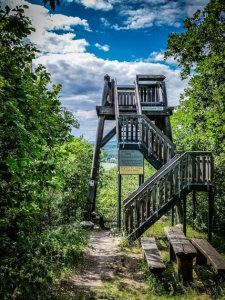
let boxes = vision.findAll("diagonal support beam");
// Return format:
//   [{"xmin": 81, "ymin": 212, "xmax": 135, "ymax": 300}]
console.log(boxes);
[{"xmin": 100, "ymin": 126, "xmax": 116, "ymax": 148}]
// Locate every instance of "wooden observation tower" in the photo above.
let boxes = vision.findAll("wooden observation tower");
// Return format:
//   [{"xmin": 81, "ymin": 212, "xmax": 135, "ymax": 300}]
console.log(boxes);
[{"xmin": 84, "ymin": 74, "xmax": 213, "ymax": 241}]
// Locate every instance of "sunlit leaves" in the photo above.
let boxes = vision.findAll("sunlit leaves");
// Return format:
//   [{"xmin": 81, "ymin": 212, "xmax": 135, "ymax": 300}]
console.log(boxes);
[
  {"xmin": 166, "ymin": 0, "xmax": 225, "ymax": 232},
  {"xmin": 0, "ymin": 5, "xmax": 81, "ymax": 297}
]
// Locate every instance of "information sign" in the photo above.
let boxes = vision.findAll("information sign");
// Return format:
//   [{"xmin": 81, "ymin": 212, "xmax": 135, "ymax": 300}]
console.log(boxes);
[
  {"xmin": 142, "ymin": 106, "xmax": 164, "ymax": 111},
  {"xmin": 119, "ymin": 150, "xmax": 143, "ymax": 175}
]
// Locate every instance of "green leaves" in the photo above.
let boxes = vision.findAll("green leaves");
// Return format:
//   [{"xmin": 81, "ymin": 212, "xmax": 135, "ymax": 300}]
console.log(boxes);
[
  {"xmin": 0, "ymin": 5, "xmax": 82, "ymax": 297},
  {"xmin": 165, "ymin": 0, "xmax": 225, "ymax": 79},
  {"xmin": 166, "ymin": 0, "xmax": 225, "ymax": 234}
]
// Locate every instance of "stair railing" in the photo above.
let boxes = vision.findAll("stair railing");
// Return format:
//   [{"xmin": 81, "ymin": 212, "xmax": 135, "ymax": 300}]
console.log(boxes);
[
  {"xmin": 117, "ymin": 85, "xmax": 135, "ymax": 106},
  {"xmin": 118, "ymin": 114, "xmax": 176, "ymax": 165},
  {"xmin": 123, "ymin": 151, "xmax": 213, "ymax": 236}
]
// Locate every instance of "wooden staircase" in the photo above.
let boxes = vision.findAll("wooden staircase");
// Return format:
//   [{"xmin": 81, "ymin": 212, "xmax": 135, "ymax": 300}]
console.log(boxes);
[
  {"xmin": 114, "ymin": 75, "xmax": 213, "ymax": 240},
  {"xmin": 123, "ymin": 151, "xmax": 213, "ymax": 241},
  {"xmin": 85, "ymin": 74, "xmax": 213, "ymax": 240}
]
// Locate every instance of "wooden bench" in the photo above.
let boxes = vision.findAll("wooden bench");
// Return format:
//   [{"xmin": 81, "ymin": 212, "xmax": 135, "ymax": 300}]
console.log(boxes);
[
  {"xmin": 141, "ymin": 237, "xmax": 166, "ymax": 278},
  {"xmin": 164, "ymin": 226, "xmax": 196, "ymax": 283},
  {"xmin": 191, "ymin": 238, "xmax": 225, "ymax": 279}
]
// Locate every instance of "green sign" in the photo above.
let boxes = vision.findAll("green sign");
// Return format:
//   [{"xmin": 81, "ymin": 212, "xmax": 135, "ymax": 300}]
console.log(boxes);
[{"xmin": 119, "ymin": 150, "xmax": 143, "ymax": 174}]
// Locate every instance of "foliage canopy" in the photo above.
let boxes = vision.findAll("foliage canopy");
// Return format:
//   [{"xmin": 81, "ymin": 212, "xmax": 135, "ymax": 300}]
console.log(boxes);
[
  {"xmin": 0, "ymin": 5, "xmax": 91, "ymax": 297},
  {"xmin": 165, "ymin": 0, "xmax": 225, "ymax": 232}
]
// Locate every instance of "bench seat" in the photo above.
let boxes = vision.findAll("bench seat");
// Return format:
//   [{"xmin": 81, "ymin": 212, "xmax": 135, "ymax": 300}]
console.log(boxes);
[
  {"xmin": 164, "ymin": 226, "xmax": 196, "ymax": 283},
  {"xmin": 191, "ymin": 238, "xmax": 225, "ymax": 277},
  {"xmin": 141, "ymin": 237, "xmax": 166, "ymax": 277}
]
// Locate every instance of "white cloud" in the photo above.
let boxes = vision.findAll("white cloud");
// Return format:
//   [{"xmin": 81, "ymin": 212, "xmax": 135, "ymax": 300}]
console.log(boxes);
[
  {"xmin": 35, "ymin": 32, "xmax": 89, "ymax": 54},
  {"xmin": 34, "ymin": 51, "xmax": 188, "ymax": 140},
  {"xmin": 26, "ymin": 5, "xmax": 91, "ymax": 54},
  {"xmin": 47, "ymin": 14, "xmax": 91, "ymax": 32},
  {"xmin": 1, "ymin": 0, "xmax": 194, "ymax": 141},
  {"xmin": 100, "ymin": 17, "xmax": 111, "ymax": 27},
  {"xmin": 2, "ymin": 0, "xmax": 91, "ymax": 54},
  {"xmin": 95, "ymin": 43, "xmax": 109, "ymax": 51},
  {"xmin": 117, "ymin": 8, "xmax": 154, "ymax": 30},
  {"xmin": 147, "ymin": 51, "xmax": 177, "ymax": 65},
  {"xmin": 73, "ymin": 0, "xmax": 113, "ymax": 10},
  {"xmin": 74, "ymin": 109, "xmax": 96, "ymax": 120},
  {"xmin": 113, "ymin": 0, "xmax": 210, "ymax": 30}
]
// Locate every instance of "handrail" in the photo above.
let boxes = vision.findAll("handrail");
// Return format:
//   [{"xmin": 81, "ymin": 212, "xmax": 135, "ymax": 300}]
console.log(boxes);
[
  {"xmin": 118, "ymin": 114, "xmax": 176, "ymax": 165},
  {"xmin": 123, "ymin": 151, "xmax": 213, "ymax": 235},
  {"xmin": 123, "ymin": 151, "xmax": 213, "ymax": 207}
]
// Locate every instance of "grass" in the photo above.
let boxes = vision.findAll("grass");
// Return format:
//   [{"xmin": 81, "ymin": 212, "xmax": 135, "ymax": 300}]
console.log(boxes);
[
  {"xmin": 95, "ymin": 220, "xmax": 225, "ymax": 300},
  {"xmin": 140, "ymin": 220, "xmax": 225, "ymax": 300},
  {"xmin": 13, "ymin": 221, "xmax": 225, "ymax": 300}
]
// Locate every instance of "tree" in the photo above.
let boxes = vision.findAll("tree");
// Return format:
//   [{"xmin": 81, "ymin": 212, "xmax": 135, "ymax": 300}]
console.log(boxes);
[
  {"xmin": 165, "ymin": 0, "xmax": 225, "ymax": 232},
  {"xmin": 57, "ymin": 136, "xmax": 94, "ymax": 224},
  {"xmin": 96, "ymin": 161, "xmax": 155, "ymax": 222},
  {"xmin": 0, "ymin": 5, "xmax": 82, "ymax": 296}
]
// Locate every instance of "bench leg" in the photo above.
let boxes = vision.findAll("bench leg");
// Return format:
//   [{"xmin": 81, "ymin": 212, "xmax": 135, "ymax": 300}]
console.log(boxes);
[
  {"xmin": 176, "ymin": 257, "xmax": 194, "ymax": 283},
  {"xmin": 195, "ymin": 248, "xmax": 207, "ymax": 265},
  {"xmin": 169, "ymin": 243, "xmax": 176, "ymax": 262},
  {"xmin": 214, "ymin": 270, "xmax": 225, "ymax": 284}
]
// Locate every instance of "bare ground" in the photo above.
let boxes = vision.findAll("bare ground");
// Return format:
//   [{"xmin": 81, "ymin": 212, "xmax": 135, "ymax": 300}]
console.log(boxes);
[{"xmin": 66, "ymin": 228, "xmax": 147, "ymax": 299}]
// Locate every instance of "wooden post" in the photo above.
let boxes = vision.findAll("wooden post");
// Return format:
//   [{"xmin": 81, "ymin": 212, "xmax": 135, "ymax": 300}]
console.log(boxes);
[
  {"xmin": 195, "ymin": 248, "xmax": 207, "ymax": 265},
  {"xmin": 208, "ymin": 187, "xmax": 213, "ymax": 242},
  {"xmin": 170, "ymin": 207, "xmax": 174, "ymax": 226},
  {"xmin": 139, "ymin": 174, "xmax": 144, "ymax": 186},
  {"xmin": 164, "ymin": 227, "xmax": 196, "ymax": 284},
  {"xmin": 84, "ymin": 116, "xmax": 105, "ymax": 220},
  {"xmin": 117, "ymin": 173, "xmax": 122, "ymax": 230},
  {"xmin": 84, "ymin": 75, "xmax": 110, "ymax": 221},
  {"xmin": 192, "ymin": 190, "xmax": 196, "ymax": 228},
  {"xmin": 183, "ymin": 197, "xmax": 187, "ymax": 236},
  {"xmin": 169, "ymin": 243, "xmax": 176, "ymax": 262},
  {"xmin": 163, "ymin": 116, "xmax": 173, "ymax": 141},
  {"xmin": 161, "ymin": 81, "xmax": 173, "ymax": 141},
  {"xmin": 177, "ymin": 257, "xmax": 194, "ymax": 283}
]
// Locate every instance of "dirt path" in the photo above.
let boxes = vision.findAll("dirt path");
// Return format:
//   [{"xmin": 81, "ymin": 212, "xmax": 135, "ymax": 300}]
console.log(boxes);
[
  {"xmin": 68, "ymin": 228, "xmax": 146, "ymax": 299},
  {"xmin": 71, "ymin": 229, "xmax": 120, "ymax": 291}
]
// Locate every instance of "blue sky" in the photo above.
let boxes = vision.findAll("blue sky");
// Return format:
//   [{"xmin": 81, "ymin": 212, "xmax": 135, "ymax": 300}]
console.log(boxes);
[{"xmin": 3, "ymin": 0, "xmax": 210, "ymax": 141}]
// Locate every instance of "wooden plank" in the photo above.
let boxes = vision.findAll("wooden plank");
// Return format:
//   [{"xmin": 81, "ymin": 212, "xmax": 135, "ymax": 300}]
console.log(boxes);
[
  {"xmin": 117, "ymin": 85, "xmax": 135, "ymax": 90},
  {"xmin": 137, "ymin": 75, "xmax": 166, "ymax": 81},
  {"xmin": 164, "ymin": 226, "xmax": 196, "ymax": 282},
  {"xmin": 164, "ymin": 227, "xmax": 196, "ymax": 259},
  {"xmin": 191, "ymin": 238, "xmax": 225, "ymax": 274},
  {"xmin": 141, "ymin": 237, "xmax": 166, "ymax": 275}
]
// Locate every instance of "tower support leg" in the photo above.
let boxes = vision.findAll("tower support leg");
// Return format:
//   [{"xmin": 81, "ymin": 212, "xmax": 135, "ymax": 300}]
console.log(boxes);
[
  {"xmin": 183, "ymin": 197, "xmax": 187, "ymax": 236},
  {"xmin": 208, "ymin": 187, "xmax": 213, "ymax": 242},
  {"xmin": 117, "ymin": 174, "xmax": 122, "ymax": 230},
  {"xmin": 84, "ymin": 116, "xmax": 105, "ymax": 221}
]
